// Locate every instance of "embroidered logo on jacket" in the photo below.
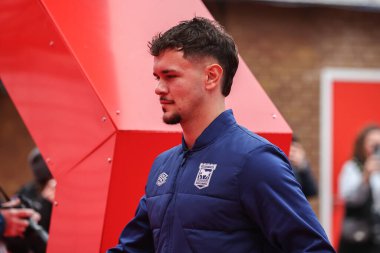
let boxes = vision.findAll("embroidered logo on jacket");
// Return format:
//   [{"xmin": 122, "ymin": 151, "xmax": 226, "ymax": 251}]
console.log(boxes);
[
  {"xmin": 194, "ymin": 163, "xmax": 217, "ymax": 189},
  {"xmin": 156, "ymin": 172, "xmax": 168, "ymax": 186}
]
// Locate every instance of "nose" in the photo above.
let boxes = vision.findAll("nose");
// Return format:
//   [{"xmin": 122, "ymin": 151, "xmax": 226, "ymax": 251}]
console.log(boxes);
[{"xmin": 155, "ymin": 80, "xmax": 168, "ymax": 95}]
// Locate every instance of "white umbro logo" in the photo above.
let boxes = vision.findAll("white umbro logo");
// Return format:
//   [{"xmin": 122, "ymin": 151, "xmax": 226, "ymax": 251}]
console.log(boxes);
[
  {"xmin": 156, "ymin": 172, "xmax": 169, "ymax": 186},
  {"xmin": 194, "ymin": 163, "xmax": 217, "ymax": 189}
]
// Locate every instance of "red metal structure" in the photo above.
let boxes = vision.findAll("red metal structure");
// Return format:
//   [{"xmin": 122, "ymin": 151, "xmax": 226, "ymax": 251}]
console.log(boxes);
[{"xmin": 0, "ymin": 0, "xmax": 291, "ymax": 252}]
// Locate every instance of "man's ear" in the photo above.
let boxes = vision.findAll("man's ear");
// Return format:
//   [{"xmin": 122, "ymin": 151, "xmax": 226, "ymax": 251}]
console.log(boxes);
[{"xmin": 205, "ymin": 64, "xmax": 223, "ymax": 91}]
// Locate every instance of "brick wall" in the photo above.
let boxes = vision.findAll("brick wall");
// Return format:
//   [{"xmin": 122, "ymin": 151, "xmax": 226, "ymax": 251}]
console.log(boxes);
[{"xmin": 0, "ymin": 91, "xmax": 35, "ymax": 195}]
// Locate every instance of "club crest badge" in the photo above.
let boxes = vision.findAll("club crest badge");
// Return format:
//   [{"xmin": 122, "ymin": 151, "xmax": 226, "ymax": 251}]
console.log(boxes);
[
  {"xmin": 194, "ymin": 163, "xmax": 217, "ymax": 189},
  {"xmin": 156, "ymin": 172, "xmax": 168, "ymax": 186}
]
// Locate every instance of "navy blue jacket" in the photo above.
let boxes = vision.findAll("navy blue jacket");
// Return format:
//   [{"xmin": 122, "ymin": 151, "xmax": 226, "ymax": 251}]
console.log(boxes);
[{"xmin": 108, "ymin": 110, "xmax": 335, "ymax": 253}]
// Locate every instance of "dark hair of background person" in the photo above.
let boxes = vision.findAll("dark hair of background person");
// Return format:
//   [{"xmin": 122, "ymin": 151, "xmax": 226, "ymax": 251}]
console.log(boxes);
[
  {"xmin": 148, "ymin": 17, "xmax": 239, "ymax": 97},
  {"xmin": 27, "ymin": 148, "xmax": 52, "ymax": 188},
  {"xmin": 353, "ymin": 124, "xmax": 380, "ymax": 167}
]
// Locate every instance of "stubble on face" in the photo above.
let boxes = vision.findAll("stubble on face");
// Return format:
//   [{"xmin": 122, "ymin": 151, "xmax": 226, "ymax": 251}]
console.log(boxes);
[
  {"xmin": 159, "ymin": 95, "xmax": 182, "ymax": 124},
  {"xmin": 162, "ymin": 109, "xmax": 182, "ymax": 125}
]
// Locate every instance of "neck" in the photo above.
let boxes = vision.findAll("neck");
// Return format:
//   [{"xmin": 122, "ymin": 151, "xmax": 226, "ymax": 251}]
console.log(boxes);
[{"xmin": 181, "ymin": 103, "xmax": 225, "ymax": 149}]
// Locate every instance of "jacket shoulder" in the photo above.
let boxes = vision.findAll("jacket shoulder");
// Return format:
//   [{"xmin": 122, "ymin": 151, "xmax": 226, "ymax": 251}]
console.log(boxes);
[
  {"xmin": 149, "ymin": 145, "xmax": 182, "ymax": 176},
  {"xmin": 230, "ymin": 125, "xmax": 281, "ymax": 153},
  {"xmin": 227, "ymin": 125, "xmax": 291, "ymax": 180},
  {"xmin": 154, "ymin": 145, "xmax": 182, "ymax": 164}
]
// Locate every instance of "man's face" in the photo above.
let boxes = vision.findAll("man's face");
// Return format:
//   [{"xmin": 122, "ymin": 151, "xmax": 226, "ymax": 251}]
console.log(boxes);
[{"xmin": 153, "ymin": 50, "xmax": 206, "ymax": 125}]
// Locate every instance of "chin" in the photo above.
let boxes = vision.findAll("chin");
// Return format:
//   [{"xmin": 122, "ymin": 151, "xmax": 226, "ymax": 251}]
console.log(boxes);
[{"xmin": 163, "ymin": 113, "xmax": 181, "ymax": 125}]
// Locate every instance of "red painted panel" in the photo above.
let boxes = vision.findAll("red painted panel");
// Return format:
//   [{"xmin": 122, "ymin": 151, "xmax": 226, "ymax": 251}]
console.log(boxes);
[
  {"xmin": 332, "ymin": 81, "xmax": 380, "ymax": 247},
  {"xmin": 0, "ymin": 0, "xmax": 116, "ymax": 177},
  {"xmin": 39, "ymin": 0, "xmax": 211, "ymax": 132},
  {"xmin": 48, "ymin": 134, "xmax": 116, "ymax": 253},
  {"xmin": 101, "ymin": 131, "xmax": 181, "ymax": 251},
  {"xmin": 259, "ymin": 132, "xmax": 292, "ymax": 155},
  {"xmin": 40, "ymin": 0, "xmax": 290, "ymax": 137}
]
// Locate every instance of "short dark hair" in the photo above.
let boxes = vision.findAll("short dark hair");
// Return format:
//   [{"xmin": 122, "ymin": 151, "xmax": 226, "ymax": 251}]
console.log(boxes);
[{"xmin": 149, "ymin": 17, "xmax": 239, "ymax": 97}]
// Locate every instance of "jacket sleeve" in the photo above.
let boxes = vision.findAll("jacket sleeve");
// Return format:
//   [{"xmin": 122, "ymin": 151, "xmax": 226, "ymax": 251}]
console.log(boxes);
[
  {"xmin": 238, "ymin": 144, "xmax": 335, "ymax": 252},
  {"xmin": 107, "ymin": 196, "xmax": 154, "ymax": 253}
]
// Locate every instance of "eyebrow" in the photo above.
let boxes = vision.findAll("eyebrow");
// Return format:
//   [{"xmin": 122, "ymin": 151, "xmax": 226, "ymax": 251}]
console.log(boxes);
[{"xmin": 153, "ymin": 69, "xmax": 178, "ymax": 77}]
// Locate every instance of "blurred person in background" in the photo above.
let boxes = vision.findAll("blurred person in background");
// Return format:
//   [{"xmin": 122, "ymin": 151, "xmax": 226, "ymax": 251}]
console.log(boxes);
[
  {"xmin": 338, "ymin": 124, "xmax": 380, "ymax": 253},
  {"xmin": 18, "ymin": 148, "xmax": 55, "ymax": 233},
  {"xmin": 3, "ymin": 148, "xmax": 55, "ymax": 253},
  {"xmin": 289, "ymin": 136, "xmax": 318, "ymax": 199}
]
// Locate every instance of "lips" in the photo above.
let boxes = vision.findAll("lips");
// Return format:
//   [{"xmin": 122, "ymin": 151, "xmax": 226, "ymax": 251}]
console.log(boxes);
[{"xmin": 160, "ymin": 97, "xmax": 174, "ymax": 105}]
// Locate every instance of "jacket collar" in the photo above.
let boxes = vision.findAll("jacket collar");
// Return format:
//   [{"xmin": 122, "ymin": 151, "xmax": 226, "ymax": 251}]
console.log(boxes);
[{"xmin": 182, "ymin": 109, "xmax": 236, "ymax": 151}]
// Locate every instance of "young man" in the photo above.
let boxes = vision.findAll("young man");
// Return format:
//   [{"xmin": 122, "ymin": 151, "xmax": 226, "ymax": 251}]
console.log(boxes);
[
  {"xmin": 289, "ymin": 136, "xmax": 318, "ymax": 199},
  {"xmin": 108, "ymin": 17, "xmax": 335, "ymax": 253}
]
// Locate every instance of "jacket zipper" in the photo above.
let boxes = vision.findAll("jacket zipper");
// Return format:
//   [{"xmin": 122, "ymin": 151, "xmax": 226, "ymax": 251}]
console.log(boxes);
[{"xmin": 167, "ymin": 150, "xmax": 189, "ymax": 252}]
